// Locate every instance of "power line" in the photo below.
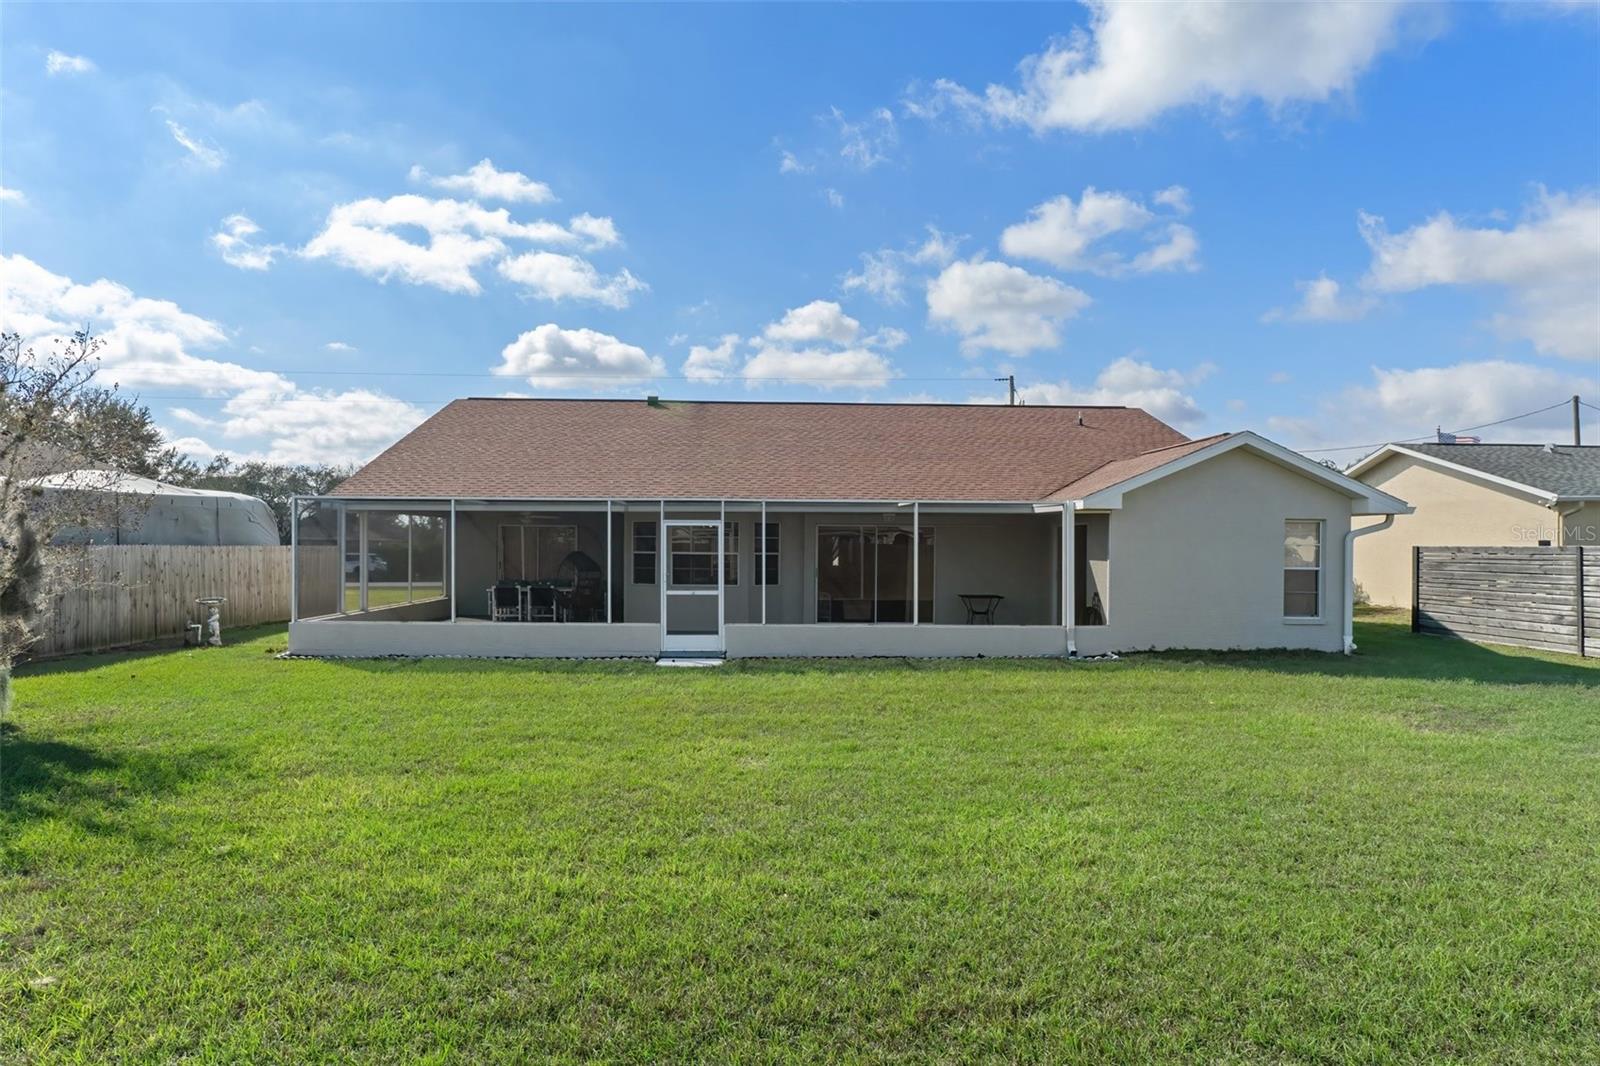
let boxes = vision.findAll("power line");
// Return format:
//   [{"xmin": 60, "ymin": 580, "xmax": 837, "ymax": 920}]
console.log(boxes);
[{"xmin": 1298, "ymin": 399, "xmax": 1585, "ymax": 455}]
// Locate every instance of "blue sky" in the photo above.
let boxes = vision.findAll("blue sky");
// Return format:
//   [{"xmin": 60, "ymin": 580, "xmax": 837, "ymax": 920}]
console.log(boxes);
[{"xmin": 2, "ymin": 1, "xmax": 1597, "ymax": 466}]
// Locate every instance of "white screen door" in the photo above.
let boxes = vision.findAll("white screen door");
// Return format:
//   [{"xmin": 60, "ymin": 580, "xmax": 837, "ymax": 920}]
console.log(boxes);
[{"xmin": 660, "ymin": 519, "xmax": 723, "ymax": 654}]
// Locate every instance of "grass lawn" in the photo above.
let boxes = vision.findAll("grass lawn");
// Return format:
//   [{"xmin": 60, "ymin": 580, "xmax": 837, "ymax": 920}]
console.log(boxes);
[
  {"xmin": 343, "ymin": 583, "xmax": 444, "ymax": 612},
  {"xmin": 3, "ymin": 611, "xmax": 1598, "ymax": 1061}
]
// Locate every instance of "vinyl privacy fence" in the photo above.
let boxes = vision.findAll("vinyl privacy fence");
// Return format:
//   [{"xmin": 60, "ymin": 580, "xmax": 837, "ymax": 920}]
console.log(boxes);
[
  {"xmin": 28, "ymin": 544, "xmax": 340, "ymax": 659},
  {"xmin": 1413, "ymin": 545, "xmax": 1598, "ymax": 658}
]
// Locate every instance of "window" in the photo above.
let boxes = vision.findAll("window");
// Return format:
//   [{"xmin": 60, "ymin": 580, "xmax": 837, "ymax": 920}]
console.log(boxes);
[
  {"xmin": 499, "ymin": 524, "xmax": 576, "ymax": 583},
  {"xmin": 816, "ymin": 525, "xmax": 934, "ymax": 622},
  {"xmin": 632, "ymin": 521, "xmax": 657, "ymax": 584},
  {"xmin": 755, "ymin": 522, "xmax": 779, "ymax": 586},
  {"xmin": 668, "ymin": 522, "xmax": 738, "ymax": 587},
  {"xmin": 1283, "ymin": 520, "xmax": 1322, "ymax": 618}
]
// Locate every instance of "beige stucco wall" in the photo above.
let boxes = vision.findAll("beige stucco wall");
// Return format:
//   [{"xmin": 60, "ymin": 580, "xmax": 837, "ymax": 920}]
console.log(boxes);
[
  {"xmin": 1092, "ymin": 447, "xmax": 1352, "ymax": 652},
  {"xmin": 1352, "ymin": 454, "xmax": 1560, "ymax": 608}
]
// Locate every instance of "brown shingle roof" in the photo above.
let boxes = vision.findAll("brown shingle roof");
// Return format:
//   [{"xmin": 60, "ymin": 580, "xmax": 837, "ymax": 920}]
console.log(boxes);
[
  {"xmin": 332, "ymin": 398, "xmax": 1190, "ymax": 502},
  {"xmin": 1045, "ymin": 433, "xmax": 1232, "ymax": 501}
]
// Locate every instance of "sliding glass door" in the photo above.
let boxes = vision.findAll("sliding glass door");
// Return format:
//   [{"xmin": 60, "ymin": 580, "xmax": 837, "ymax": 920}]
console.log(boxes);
[{"xmin": 816, "ymin": 525, "xmax": 934, "ymax": 623}]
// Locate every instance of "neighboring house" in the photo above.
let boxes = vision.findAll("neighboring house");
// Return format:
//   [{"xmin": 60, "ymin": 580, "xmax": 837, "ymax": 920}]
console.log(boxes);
[
  {"xmin": 1347, "ymin": 443, "xmax": 1600, "ymax": 609},
  {"xmin": 287, "ymin": 398, "xmax": 1408, "ymax": 659},
  {"xmin": 29, "ymin": 470, "xmax": 280, "ymax": 546}
]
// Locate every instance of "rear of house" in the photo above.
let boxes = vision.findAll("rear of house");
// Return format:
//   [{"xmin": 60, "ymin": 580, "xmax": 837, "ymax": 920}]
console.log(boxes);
[
  {"xmin": 287, "ymin": 398, "xmax": 1407, "ymax": 659},
  {"xmin": 1348, "ymin": 443, "xmax": 1600, "ymax": 608}
]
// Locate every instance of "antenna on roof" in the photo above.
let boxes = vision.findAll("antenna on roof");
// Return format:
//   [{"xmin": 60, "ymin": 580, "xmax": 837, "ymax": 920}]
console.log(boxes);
[{"xmin": 994, "ymin": 375, "xmax": 1016, "ymax": 406}]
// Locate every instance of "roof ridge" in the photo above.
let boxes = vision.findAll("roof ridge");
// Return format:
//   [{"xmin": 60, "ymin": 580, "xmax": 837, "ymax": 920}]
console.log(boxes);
[
  {"xmin": 1131, "ymin": 431, "xmax": 1229, "ymax": 458},
  {"xmin": 454, "ymin": 396, "xmax": 1138, "ymax": 410}
]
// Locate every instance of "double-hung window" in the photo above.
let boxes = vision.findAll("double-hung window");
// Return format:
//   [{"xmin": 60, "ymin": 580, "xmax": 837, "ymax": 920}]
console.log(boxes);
[
  {"xmin": 632, "ymin": 521, "xmax": 657, "ymax": 584},
  {"xmin": 755, "ymin": 522, "xmax": 779, "ymax": 586},
  {"xmin": 1283, "ymin": 520, "xmax": 1322, "ymax": 619}
]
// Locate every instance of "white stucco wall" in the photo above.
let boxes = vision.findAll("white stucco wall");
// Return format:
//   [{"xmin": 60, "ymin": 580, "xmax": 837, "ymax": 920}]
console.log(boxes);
[
  {"xmin": 1089, "ymin": 447, "xmax": 1352, "ymax": 652},
  {"xmin": 288, "ymin": 620, "xmax": 659, "ymax": 658}
]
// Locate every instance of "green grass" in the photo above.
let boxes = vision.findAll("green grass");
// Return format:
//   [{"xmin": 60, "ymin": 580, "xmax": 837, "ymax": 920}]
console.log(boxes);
[
  {"xmin": 4, "ymin": 612, "xmax": 1598, "ymax": 1062},
  {"xmin": 342, "ymin": 583, "xmax": 443, "ymax": 612}
]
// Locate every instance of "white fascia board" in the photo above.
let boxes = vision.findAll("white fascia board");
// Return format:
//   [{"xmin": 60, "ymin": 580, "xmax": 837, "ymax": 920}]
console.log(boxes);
[
  {"xmin": 1345, "ymin": 444, "xmax": 1558, "ymax": 504},
  {"xmin": 1076, "ymin": 431, "xmax": 1413, "ymax": 514}
]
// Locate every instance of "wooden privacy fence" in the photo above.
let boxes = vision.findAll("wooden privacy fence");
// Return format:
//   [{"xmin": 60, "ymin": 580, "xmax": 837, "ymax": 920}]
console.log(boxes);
[
  {"xmin": 28, "ymin": 545, "xmax": 340, "ymax": 659},
  {"xmin": 1413, "ymin": 546, "xmax": 1598, "ymax": 658}
]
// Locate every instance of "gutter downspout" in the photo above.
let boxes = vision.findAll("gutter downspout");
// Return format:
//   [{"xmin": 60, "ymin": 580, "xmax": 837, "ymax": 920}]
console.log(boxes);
[
  {"xmin": 1344, "ymin": 515, "xmax": 1394, "ymax": 654},
  {"xmin": 1061, "ymin": 502, "xmax": 1077, "ymax": 658},
  {"xmin": 1551, "ymin": 501, "xmax": 1585, "ymax": 546}
]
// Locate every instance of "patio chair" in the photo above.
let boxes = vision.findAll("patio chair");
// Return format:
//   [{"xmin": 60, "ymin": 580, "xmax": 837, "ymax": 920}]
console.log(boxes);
[
  {"xmin": 525, "ymin": 585, "xmax": 558, "ymax": 623},
  {"xmin": 490, "ymin": 582, "xmax": 523, "ymax": 622}
]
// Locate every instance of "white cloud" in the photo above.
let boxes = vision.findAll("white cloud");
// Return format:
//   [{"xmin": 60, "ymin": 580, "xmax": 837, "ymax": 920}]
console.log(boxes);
[
  {"xmin": 1263, "ymin": 274, "xmax": 1376, "ymax": 322},
  {"xmin": 926, "ymin": 258, "xmax": 1091, "ymax": 355},
  {"xmin": 842, "ymin": 225, "xmax": 962, "ymax": 304},
  {"xmin": 989, "ymin": 356, "xmax": 1212, "ymax": 426},
  {"xmin": 1269, "ymin": 360, "xmax": 1600, "ymax": 451},
  {"xmin": 210, "ymin": 214, "xmax": 283, "ymax": 271},
  {"xmin": 763, "ymin": 299, "xmax": 860, "ymax": 345},
  {"xmin": 830, "ymin": 106, "xmax": 898, "ymax": 169},
  {"xmin": 0, "ymin": 253, "xmax": 422, "ymax": 464},
  {"xmin": 825, "ymin": 188, "xmax": 845, "ymax": 209},
  {"xmin": 0, "ymin": 187, "xmax": 25, "ymax": 205},
  {"xmin": 409, "ymin": 159, "xmax": 555, "ymax": 204},
  {"xmin": 778, "ymin": 149, "xmax": 812, "ymax": 175},
  {"xmin": 165, "ymin": 119, "xmax": 226, "ymax": 169},
  {"xmin": 682, "ymin": 333, "xmax": 740, "ymax": 383},
  {"xmin": 916, "ymin": 1, "xmax": 1421, "ymax": 133},
  {"xmin": 1153, "ymin": 185, "xmax": 1192, "ymax": 215},
  {"xmin": 1357, "ymin": 188, "xmax": 1599, "ymax": 360},
  {"xmin": 495, "ymin": 324, "xmax": 666, "ymax": 388},
  {"xmin": 301, "ymin": 193, "xmax": 612, "ymax": 294},
  {"xmin": 999, "ymin": 187, "xmax": 1198, "ymax": 274},
  {"xmin": 567, "ymin": 212, "xmax": 621, "ymax": 250},
  {"xmin": 742, "ymin": 345, "xmax": 896, "ymax": 389},
  {"xmin": 45, "ymin": 50, "xmax": 95, "ymax": 76},
  {"xmin": 324, "ymin": 341, "xmax": 357, "ymax": 352},
  {"xmin": 496, "ymin": 251, "xmax": 647, "ymax": 308}
]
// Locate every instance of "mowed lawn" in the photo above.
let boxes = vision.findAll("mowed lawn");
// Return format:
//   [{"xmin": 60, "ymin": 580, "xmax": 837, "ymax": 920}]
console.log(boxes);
[{"xmin": 3, "ymin": 614, "xmax": 1598, "ymax": 1062}]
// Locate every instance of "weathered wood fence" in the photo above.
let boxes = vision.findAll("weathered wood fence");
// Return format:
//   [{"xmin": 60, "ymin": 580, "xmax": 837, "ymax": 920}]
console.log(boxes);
[
  {"xmin": 1413, "ymin": 546, "xmax": 1598, "ymax": 657},
  {"xmin": 28, "ymin": 545, "xmax": 340, "ymax": 659}
]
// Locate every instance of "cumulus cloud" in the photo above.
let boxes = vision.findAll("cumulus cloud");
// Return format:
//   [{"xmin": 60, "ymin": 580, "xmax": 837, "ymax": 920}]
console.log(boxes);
[
  {"xmin": 682, "ymin": 333, "xmax": 741, "ymax": 383},
  {"xmin": 495, "ymin": 324, "xmax": 666, "ymax": 388},
  {"xmin": 914, "ymin": 0, "xmax": 1423, "ymax": 133},
  {"xmin": 165, "ymin": 119, "xmax": 226, "ymax": 169},
  {"xmin": 778, "ymin": 149, "xmax": 812, "ymax": 175},
  {"xmin": 210, "ymin": 214, "xmax": 284, "ymax": 271},
  {"xmin": 409, "ymin": 158, "xmax": 555, "ymax": 204},
  {"xmin": 987, "ymin": 356, "xmax": 1213, "ymax": 426},
  {"xmin": 0, "ymin": 187, "xmax": 25, "ymax": 205},
  {"xmin": 1000, "ymin": 187, "xmax": 1200, "ymax": 275},
  {"xmin": 301, "ymin": 192, "xmax": 629, "ymax": 296},
  {"xmin": 45, "ymin": 50, "xmax": 95, "ymax": 76},
  {"xmin": 1357, "ymin": 188, "xmax": 1599, "ymax": 360},
  {"xmin": 926, "ymin": 258, "xmax": 1091, "ymax": 355},
  {"xmin": 1269, "ymin": 360, "xmax": 1600, "ymax": 451},
  {"xmin": 0, "ymin": 253, "xmax": 422, "ymax": 463},
  {"xmin": 763, "ymin": 300, "xmax": 860, "ymax": 345},
  {"xmin": 742, "ymin": 344, "xmax": 896, "ymax": 389},
  {"xmin": 496, "ymin": 251, "xmax": 647, "ymax": 308},
  {"xmin": 324, "ymin": 341, "xmax": 356, "ymax": 352},
  {"xmin": 842, "ymin": 225, "xmax": 962, "ymax": 304},
  {"xmin": 825, "ymin": 188, "xmax": 845, "ymax": 209},
  {"xmin": 1262, "ymin": 274, "xmax": 1376, "ymax": 322}
]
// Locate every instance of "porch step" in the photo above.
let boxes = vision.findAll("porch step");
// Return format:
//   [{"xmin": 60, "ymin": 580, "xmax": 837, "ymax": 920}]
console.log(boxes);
[{"xmin": 655, "ymin": 656, "xmax": 726, "ymax": 668}]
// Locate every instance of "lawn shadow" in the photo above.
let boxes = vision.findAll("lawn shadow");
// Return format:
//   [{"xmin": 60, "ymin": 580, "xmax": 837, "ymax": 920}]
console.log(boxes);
[
  {"xmin": 13, "ymin": 623, "xmax": 289, "ymax": 677},
  {"xmin": 0, "ymin": 720, "xmax": 232, "ymax": 835}
]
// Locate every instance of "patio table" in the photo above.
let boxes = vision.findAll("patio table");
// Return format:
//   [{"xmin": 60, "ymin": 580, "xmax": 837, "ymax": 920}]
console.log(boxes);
[{"xmin": 958, "ymin": 593, "xmax": 1004, "ymax": 625}]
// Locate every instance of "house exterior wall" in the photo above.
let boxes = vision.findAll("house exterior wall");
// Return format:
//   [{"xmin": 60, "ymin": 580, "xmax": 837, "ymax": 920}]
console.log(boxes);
[
  {"xmin": 1091, "ymin": 448, "xmax": 1351, "ymax": 652},
  {"xmin": 1352, "ymin": 454, "xmax": 1558, "ymax": 608}
]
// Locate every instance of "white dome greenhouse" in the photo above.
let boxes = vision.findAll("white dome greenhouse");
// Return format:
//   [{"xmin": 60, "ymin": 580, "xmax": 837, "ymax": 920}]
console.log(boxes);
[{"xmin": 28, "ymin": 470, "xmax": 281, "ymax": 547}]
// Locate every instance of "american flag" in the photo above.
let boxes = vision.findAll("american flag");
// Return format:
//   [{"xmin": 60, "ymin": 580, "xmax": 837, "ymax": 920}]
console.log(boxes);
[{"xmin": 1436, "ymin": 429, "xmax": 1481, "ymax": 444}]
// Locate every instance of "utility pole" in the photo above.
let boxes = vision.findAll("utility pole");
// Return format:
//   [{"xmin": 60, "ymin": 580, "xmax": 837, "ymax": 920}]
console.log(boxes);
[
  {"xmin": 1575, "ymin": 395, "xmax": 1583, "ymax": 447},
  {"xmin": 995, "ymin": 375, "xmax": 1016, "ymax": 406}
]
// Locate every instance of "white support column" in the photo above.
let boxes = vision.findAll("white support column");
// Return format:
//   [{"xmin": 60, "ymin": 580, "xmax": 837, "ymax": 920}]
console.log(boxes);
[
  {"xmin": 605, "ymin": 499, "xmax": 613, "ymax": 624},
  {"xmin": 449, "ymin": 499, "xmax": 458, "ymax": 622},
  {"xmin": 357, "ymin": 510, "xmax": 370, "ymax": 612},
  {"xmin": 912, "ymin": 502, "xmax": 921, "ymax": 626},
  {"xmin": 760, "ymin": 500, "xmax": 768, "ymax": 625},
  {"xmin": 1061, "ymin": 503, "xmax": 1077, "ymax": 657},
  {"xmin": 718, "ymin": 499, "xmax": 726, "ymax": 650},
  {"xmin": 336, "ymin": 502, "xmax": 347, "ymax": 614},
  {"xmin": 406, "ymin": 517, "xmax": 414, "ymax": 603},
  {"xmin": 289, "ymin": 496, "xmax": 300, "ymax": 623}
]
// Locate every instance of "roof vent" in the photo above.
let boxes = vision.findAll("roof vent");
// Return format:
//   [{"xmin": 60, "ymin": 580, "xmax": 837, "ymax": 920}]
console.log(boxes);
[
  {"xmin": 1544, "ymin": 442, "xmax": 1556, "ymax": 453},
  {"xmin": 1077, "ymin": 414, "xmax": 1085, "ymax": 426},
  {"xmin": 646, "ymin": 395, "xmax": 662, "ymax": 407}
]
